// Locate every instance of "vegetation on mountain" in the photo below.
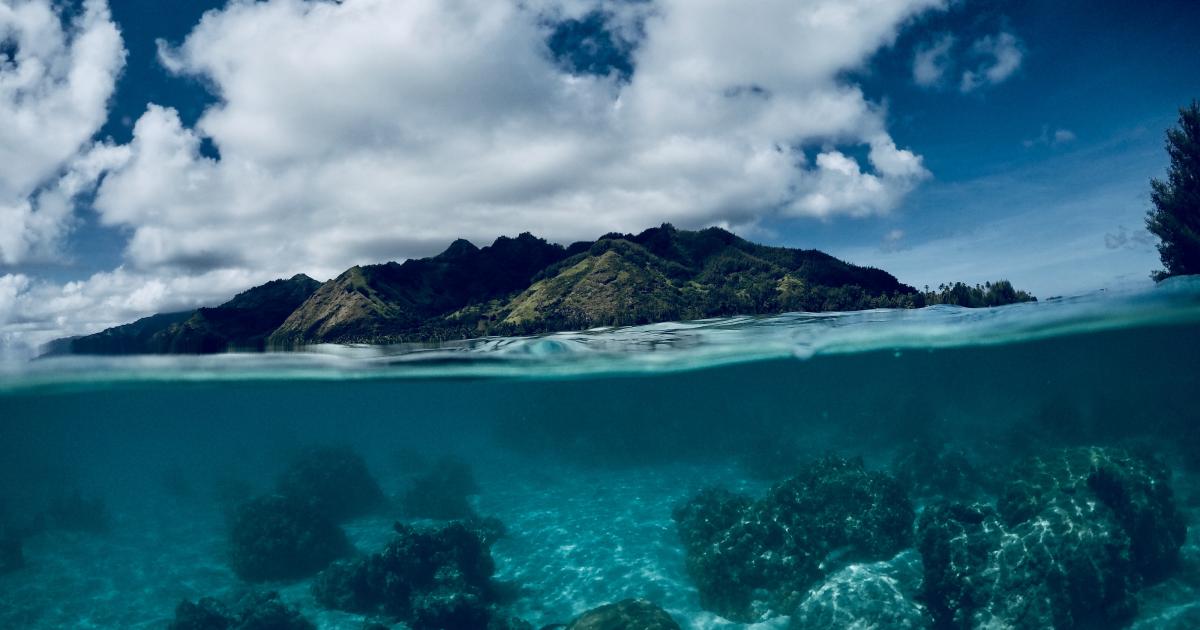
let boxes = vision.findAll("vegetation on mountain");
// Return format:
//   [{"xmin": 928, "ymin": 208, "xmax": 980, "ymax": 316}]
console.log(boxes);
[
  {"xmin": 65, "ymin": 274, "xmax": 320, "ymax": 354},
  {"xmin": 1147, "ymin": 100, "xmax": 1200, "ymax": 281},
  {"xmin": 54, "ymin": 225, "xmax": 1035, "ymax": 354}
]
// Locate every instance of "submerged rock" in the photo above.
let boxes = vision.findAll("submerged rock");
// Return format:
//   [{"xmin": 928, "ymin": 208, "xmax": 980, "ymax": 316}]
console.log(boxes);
[
  {"xmin": 401, "ymin": 456, "xmax": 480, "ymax": 520},
  {"xmin": 999, "ymin": 446, "xmax": 1187, "ymax": 580},
  {"xmin": 228, "ymin": 494, "xmax": 350, "ymax": 582},
  {"xmin": 312, "ymin": 521, "xmax": 518, "ymax": 630},
  {"xmin": 674, "ymin": 456, "xmax": 914, "ymax": 622},
  {"xmin": 918, "ymin": 447, "xmax": 1188, "ymax": 629},
  {"xmin": 565, "ymin": 599, "xmax": 681, "ymax": 630},
  {"xmin": 891, "ymin": 440, "xmax": 992, "ymax": 502},
  {"xmin": 789, "ymin": 551, "xmax": 928, "ymax": 629},
  {"xmin": 275, "ymin": 445, "xmax": 385, "ymax": 522},
  {"xmin": 168, "ymin": 591, "xmax": 315, "ymax": 630}
]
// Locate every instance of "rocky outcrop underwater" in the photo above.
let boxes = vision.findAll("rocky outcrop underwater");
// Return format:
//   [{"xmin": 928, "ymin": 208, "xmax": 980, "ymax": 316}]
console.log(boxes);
[{"xmin": 675, "ymin": 446, "xmax": 1189, "ymax": 628}]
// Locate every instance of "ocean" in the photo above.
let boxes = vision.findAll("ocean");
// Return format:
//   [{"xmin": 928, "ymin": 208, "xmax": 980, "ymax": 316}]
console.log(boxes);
[{"xmin": 1, "ymin": 278, "xmax": 1199, "ymax": 629}]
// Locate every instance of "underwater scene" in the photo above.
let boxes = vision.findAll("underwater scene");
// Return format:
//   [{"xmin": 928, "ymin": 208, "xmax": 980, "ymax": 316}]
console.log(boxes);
[{"xmin": 2, "ymin": 279, "xmax": 1199, "ymax": 630}]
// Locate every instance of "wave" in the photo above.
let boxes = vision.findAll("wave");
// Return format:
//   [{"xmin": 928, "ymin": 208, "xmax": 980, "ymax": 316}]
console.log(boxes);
[{"xmin": 3, "ymin": 276, "xmax": 1199, "ymax": 393}]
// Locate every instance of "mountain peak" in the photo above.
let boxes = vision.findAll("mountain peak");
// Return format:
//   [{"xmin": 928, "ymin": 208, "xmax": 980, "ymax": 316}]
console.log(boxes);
[
  {"xmin": 54, "ymin": 226, "xmax": 1033, "ymax": 354},
  {"xmin": 439, "ymin": 239, "xmax": 480, "ymax": 259}
]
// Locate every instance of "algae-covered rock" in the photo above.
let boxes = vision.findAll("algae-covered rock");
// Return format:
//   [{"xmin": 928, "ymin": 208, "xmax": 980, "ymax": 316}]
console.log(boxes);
[
  {"xmin": 565, "ymin": 599, "xmax": 681, "ymax": 630},
  {"xmin": 918, "ymin": 447, "xmax": 1188, "ymax": 629},
  {"xmin": 169, "ymin": 591, "xmax": 315, "ymax": 630},
  {"xmin": 999, "ymin": 446, "xmax": 1187, "ymax": 579},
  {"xmin": 312, "ymin": 521, "xmax": 515, "ymax": 630},
  {"xmin": 674, "ymin": 456, "xmax": 914, "ymax": 622},
  {"xmin": 789, "ymin": 551, "xmax": 928, "ymax": 629},
  {"xmin": 918, "ymin": 499, "xmax": 1134, "ymax": 629},
  {"xmin": 275, "ymin": 445, "xmax": 384, "ymax": 522},
  {"xmin": 228, "ymin": 494, "xmax": 350, "ymax": 582}
]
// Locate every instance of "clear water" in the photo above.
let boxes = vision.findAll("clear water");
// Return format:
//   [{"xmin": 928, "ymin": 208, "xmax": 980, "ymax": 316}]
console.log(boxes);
[{"xmin": 1, "ymin": 278, "xmax": 1199, "ymax": 629}]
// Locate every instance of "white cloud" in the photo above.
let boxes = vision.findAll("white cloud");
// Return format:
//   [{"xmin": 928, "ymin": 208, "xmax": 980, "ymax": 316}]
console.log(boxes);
[
  {"xmin": 1023, "ymin": 126, "xmax": 1077, "ymax": 148},
  {"xmin": 912, "ymin": 34, "xmax": 954, "ymax": 87},
  {"xmin": 960, "ymin": 31, "xmax": 1023, "ymax": 92},
  {"xmin": 97, "ymin": 0, "xmax": 940, "ymax": 270},
  {"xmin": 0, "ymin": 0, "xmax": 125, "ymax": 263},
  {"xmin": 0, "ymin": 266, "xmax": 282, "ymax": 357},
  {"xmin": 5, "ymin": 0, "xmax": 949, "ymax": 348}
]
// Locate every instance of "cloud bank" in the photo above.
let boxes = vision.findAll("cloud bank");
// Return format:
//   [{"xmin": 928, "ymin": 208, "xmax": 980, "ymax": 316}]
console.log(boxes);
[
  {"xmin": 0, "ymin": 0, "xmax": 125, "ymax": 264},
  {"xmin": 2, "ymin": 0, "xmax": 946, "ymax": 352}
]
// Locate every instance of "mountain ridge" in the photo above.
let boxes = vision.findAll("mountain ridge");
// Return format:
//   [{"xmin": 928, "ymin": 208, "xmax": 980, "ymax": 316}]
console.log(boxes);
[{"xmin": 48, "ymin": 225, "xmax": 1034, "ymax": 355}]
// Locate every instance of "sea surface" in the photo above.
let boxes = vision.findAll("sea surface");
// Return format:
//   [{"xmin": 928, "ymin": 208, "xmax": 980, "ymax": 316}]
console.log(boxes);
[{"xmin": 2, "ymin": 278, "xmax": 1199, "ymax": 629}]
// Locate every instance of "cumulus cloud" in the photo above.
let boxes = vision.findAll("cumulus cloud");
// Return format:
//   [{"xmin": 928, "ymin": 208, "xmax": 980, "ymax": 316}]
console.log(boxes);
[
  {"xmin": 960, "ymin": 31, "xmax": 1023, "ymax": 92},
  {"xmin": 99, "ymin": 0, "xmax": 938, "ymax": 272},
  {"xmin": 4, "ymin": 0, "xmax": 949, "ymax": 349},
  {"xmin": 912, "ymin": 34, "xmax": 954, "ymax": 87},
  {"xmin": 0, "ymin": 265, "xmax": 284, "ymax": 356},
  {"xmin": 0, "ymin": 0, "xmax": 125, "ymax": 263}
]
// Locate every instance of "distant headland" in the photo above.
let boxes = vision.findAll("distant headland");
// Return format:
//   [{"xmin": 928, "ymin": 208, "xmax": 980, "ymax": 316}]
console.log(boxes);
[{"xmin": 47, "ymin": 224, "xmax": 1034, "ymax": 355}]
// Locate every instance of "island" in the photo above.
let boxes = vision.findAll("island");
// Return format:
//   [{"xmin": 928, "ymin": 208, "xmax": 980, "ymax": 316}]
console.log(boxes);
[{"xmin": 48, "ymin": 224, "xmax": 1033, "ymax": 355}]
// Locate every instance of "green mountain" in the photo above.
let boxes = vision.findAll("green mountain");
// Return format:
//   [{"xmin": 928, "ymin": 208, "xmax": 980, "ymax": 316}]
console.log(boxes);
[
  {"xmin": 51, "ymin": 225, "xmax": 1033, "ymax": 355},
  {"xmin": 63, "ymin": 274, "xmax": 321, "ymax": 355}
]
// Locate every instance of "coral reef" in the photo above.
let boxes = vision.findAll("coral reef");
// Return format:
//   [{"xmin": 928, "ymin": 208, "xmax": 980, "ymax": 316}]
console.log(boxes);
[
  {"xmin": 228, "ymin": 494, "xmax": 350, "ymax": 582},
  {"xmin": 168, "ymin": 591, "xmax": 315, "ymax": 630},
  {"xmin": 565, "ymin": 599, "xmax": 681, "ymax": 630},
  {"xmin": 789, "ymin": 551, "xmax": 928, "ymax": 629},
  {"xmin": 275, "ymin": 445, "xmax": 384, "ymax": 522},
  {"xmin": 891, "ymin": 439, "xmax": 993, "ymax": 502},
  {"xmin": 999, "ymin": 446, "xmax": 1187, "ymax": 580},
  {"xmin": 401, "ymin": 457, "xmax": 480, "ymax": 520},
  {"xmin": 312, "ymin": 521, "xmax": 517, "ymax": 630},
  {"xmin": 673, "ymin": 456, "xmax": 914, "ymax": 622},
  {"xmin": 918, "ymin": 447, "xmax": 1188, "ymax": 629}
]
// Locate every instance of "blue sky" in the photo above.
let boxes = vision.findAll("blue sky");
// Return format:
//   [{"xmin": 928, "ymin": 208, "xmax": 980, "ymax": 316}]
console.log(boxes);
[{"xmin": 0, "ymin": 0, "xmax": 1197, "ymax": 349}]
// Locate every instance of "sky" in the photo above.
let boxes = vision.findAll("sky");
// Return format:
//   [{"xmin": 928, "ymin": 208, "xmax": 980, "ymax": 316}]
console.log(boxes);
[{"xmin": 1, "ymin": 0, "xmax": 1197, "ymax": 354}]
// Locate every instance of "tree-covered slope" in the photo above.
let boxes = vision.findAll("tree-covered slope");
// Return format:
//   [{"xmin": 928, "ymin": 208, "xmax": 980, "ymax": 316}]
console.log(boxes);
[
  {"xmin": 61, "ymin": 274, "xmax": 321, "ymax": 354},
  {"xmin": 51, "ymin": 225, "xmax": 1034, "ymax": 354}
]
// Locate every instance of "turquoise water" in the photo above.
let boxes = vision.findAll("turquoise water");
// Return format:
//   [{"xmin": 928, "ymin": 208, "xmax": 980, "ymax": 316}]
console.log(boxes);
[{"xmin": 1, "ymin": 278, "xmax": 1199, "ymax": 629}]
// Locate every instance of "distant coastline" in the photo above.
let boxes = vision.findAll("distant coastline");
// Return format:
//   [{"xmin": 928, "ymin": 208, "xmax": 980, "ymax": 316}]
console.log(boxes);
[{"xmin": 48, "ymin": 224, "xmax": 1034, "ymax": 355}]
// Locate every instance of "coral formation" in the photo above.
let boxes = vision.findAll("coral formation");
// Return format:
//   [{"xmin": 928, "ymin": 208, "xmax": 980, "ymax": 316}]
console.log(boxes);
[
  {"xmin": 274, "ymin": 445, "xmax": 384, "ymax": 522},
  {"xmin": 565, "ymin": 599, "xmax": 681, "ymax": 630},
  {"xmin": 168, "ymin": 591, "xmax": 315, "ymax": 630},
  {"xmin": 918, "ymin": 447, "xmax": 1188, "ymax": 629},
  {"xmin": 228, "ymin": 494, "xmax": 350, "ymax": 582},
  {"xmin": 789, "ymin": 551, "xmax": 928, "ymax": 629},
  {"xmin": 312, "ymin": 521, "xmax": 517, "ymax": 630},
  {"xmin": 673, "ymin": 456, "xmax": 914, "ymax": 622}
]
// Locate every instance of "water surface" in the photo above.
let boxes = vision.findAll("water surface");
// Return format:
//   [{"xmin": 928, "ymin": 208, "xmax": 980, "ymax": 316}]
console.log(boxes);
[{"xmin": 1, "ymin": 279, "xmax": 1198, "ymax": 628}]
